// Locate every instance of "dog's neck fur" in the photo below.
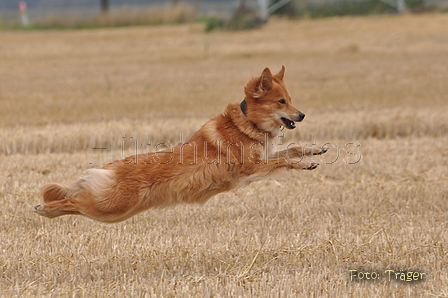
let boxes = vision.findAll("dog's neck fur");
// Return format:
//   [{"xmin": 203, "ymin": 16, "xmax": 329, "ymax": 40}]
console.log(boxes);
[
  {"xmin": 238, "ymin": 99, "xmax": 279, "ymax": 140},
  {"xmin": 221, "ymin": 102, "xmax": 274, "ymax": 142}
]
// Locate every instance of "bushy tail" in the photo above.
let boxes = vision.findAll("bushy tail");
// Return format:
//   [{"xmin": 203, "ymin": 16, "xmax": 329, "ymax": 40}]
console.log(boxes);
[
  {"xmin": 41, "ymin": 183, "xmax": 70, "ymax": 203},
  {"xmin": 41, "ymin": 180, "xmax": 85, "ymax": 203},
  {"xmin": 41, "ymin": 169, "xmax": 115, "ymax": 203}
]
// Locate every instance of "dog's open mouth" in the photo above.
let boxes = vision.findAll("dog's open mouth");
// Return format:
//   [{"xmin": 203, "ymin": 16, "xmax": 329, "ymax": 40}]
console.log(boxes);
[{"xmin": 281, "ymin": 117, "xmax": 296, "ymax": 129}]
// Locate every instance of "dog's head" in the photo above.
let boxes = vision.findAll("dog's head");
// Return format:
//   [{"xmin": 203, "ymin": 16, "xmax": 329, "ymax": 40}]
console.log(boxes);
[{"xmin": 243, "ymin": 66, "xmax": 305, "ymax": 136}]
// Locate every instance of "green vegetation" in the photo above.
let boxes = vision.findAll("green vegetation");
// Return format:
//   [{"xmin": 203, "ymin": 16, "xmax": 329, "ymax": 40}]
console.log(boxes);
[
  {"xmin": 290, "ymin": 0, "xmax": 430, "ymax": 19},
  {"xmin": 204, "ymin": 0, "xmax": 438, "ymax": 32},
  {"xmin": 295, "ymin": 0, "xmax": 394, "ymax": 18},
  {"xmin": 0, "ymin": 0, "xmax": 443, "ymax": 31},
  {"xmin": 203, "ymin": 8, "xmax": 262, "ymax": 32},
  {"xmin": 0, "ymin": 4, "xmax": 196, "ymax": 30}
]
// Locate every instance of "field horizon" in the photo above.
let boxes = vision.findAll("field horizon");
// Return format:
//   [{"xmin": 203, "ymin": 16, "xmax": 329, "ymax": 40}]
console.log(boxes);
[{"xmin": 1, "ymin": 13, "xmax": 447, "ymax": 297}]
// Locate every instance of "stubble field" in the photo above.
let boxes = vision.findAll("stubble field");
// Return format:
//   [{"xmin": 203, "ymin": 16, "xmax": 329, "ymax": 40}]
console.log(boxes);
[{"xmin": 1, "ymin": 13, "xmax": 448, "ymax": 297}]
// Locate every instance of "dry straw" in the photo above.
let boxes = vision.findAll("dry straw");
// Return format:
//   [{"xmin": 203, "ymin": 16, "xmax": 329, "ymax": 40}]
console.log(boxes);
[{"xmin": 1, "ymin": 13, "xmax": 447, "ymax": 297}]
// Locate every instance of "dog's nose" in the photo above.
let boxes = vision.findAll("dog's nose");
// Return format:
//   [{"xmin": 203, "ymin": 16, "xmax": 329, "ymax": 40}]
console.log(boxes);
[{"xmin": 297, "ymin": 113, "xmax": 305, "ymax": 122}]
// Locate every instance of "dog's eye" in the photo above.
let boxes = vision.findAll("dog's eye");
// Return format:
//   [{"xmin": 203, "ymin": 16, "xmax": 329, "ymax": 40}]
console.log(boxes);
[{"xmin": 278, "ymin": 99, "xmax": 286, "ymax": 104}]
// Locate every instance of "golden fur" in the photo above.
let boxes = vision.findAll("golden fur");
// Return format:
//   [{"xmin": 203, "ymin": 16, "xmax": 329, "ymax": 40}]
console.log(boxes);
[{"xmin": 34, "ymin": 66, "xmax": 328, "ymax": 223}]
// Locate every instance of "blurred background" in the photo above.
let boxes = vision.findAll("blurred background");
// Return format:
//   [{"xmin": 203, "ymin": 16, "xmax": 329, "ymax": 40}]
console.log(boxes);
[{"xmin": 1, "ymin": 0, "xmax": 448, "ymax": 29}]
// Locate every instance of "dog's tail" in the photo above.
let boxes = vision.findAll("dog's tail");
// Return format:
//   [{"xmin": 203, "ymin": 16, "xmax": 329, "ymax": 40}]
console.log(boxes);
[
  {"xmin": 41, "ymin": 183, "xmax": 77, "ymax": 203},
  {"xmin": 41, "ymin": 169, "xmax": 115, "ymax": 203}
]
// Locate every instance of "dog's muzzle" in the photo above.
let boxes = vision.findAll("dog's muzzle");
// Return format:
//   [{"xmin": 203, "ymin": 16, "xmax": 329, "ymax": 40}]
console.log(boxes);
[{"xmin": 281, "ymin": 113, "xmax": 305, "ymax": 129}]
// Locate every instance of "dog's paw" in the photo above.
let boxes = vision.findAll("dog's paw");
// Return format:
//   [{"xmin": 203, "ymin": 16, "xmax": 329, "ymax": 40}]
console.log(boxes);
[
  {"xmin": 32, "ymin": 204, "xmax": 45, "ymax": 215},
  {"xmin": 314, "ymin": 145, "xmax": 329, "ymax": 155},
  {"xmin": 303, "ymin": 162, "xmax": 319, "ymax": 170}
]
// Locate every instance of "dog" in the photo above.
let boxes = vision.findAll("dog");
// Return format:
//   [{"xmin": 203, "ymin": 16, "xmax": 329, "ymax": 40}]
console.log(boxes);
[{"xmin": 33, "ymin": 66, "xmax": 328, "ymax": 223}]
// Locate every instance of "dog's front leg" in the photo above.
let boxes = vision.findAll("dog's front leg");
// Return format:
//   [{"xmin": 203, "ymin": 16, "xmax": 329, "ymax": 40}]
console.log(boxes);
[
  {"xmin": 256, "ymin": 158, "xmax": 320, "ymax": 172},
  {"xmin": 272, "ymin": 144, "xmax": 329, "ymax": 159}
]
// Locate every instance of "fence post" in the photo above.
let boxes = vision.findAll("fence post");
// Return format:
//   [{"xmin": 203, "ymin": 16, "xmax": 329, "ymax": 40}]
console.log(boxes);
[
  {"xmin": 379, "ymin": 0, "xmax": 406, "ymax": 13},
  {"xmin": 397, "ymin": 0, "xmax": 406, "ymax": 13},
  {"xmin": 100, "ymin": 0, "xmax": 109, "ymax": 14},
  {"xmin": 257, "ymin": 0, "xmax": 294, "ymax": 22},
  {"xmin": 19, "ymin": 1, "xmax": 30, "ymax": 26},
  {"xmin": 257, "ymin": 0, "xmax": 269, "ymax": 22}
]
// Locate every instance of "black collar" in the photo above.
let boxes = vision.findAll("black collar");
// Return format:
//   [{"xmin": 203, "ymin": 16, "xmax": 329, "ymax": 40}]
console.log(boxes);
[
  {"xmin": 239, "ymin": 99, "xmax": 266, "ymax": 136},
  {"xmin": 240, "ymin": 99, "xmax": 247, "ymax": 116}
]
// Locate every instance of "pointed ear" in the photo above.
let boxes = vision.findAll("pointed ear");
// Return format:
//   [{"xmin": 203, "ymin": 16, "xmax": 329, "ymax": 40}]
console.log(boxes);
[
  {"xmin": 274, "ymin": 65, "xmax": 285, "ymax": 81},
  {"xmin": 259, "ymin": 67, "xmax": 273, "ymax": 91}
]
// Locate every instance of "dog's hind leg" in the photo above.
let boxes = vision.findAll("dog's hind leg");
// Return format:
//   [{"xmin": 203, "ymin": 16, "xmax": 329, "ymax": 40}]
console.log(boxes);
[
  {"xmin": 33, "ymin": 197, "xmax": 127, "ymax": 223},
  {"xmin": 33, "ymin": 198, "xmax": 83, "ymax": 218},
  {"xmin": 33, "ymin": 192, "xmax": 139, "ymax": 223}
]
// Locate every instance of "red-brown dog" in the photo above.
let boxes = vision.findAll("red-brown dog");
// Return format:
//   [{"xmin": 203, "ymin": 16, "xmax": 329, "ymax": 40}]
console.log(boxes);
[{"xmin": 34, "ymin": 66, "xmax": 328, "ymax": 223}]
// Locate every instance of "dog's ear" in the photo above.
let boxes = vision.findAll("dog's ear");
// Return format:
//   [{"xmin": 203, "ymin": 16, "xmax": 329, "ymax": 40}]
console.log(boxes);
[
  {"xmin": 259, "ymin": 67, "xmax": 273, "ymax": 91},
  {"xmin": 274, "ymin": 65, "xmax": 285, "ymax": 81}
]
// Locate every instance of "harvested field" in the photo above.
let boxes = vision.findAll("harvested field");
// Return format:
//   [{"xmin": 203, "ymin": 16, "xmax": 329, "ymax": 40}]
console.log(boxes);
[{"xmin": 1, "ymin": 13, "xmax": 447, "ymax": 297}]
